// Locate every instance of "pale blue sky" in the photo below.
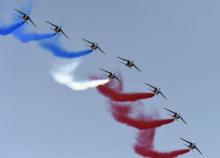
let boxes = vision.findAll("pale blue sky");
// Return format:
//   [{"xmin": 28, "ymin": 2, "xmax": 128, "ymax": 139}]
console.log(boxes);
[{"xmin": 0, "ymin": 0, "xmax": 219, "ymax": 158}]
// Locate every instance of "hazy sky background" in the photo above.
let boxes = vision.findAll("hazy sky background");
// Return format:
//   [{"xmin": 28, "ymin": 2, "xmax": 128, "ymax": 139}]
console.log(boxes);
[{"xmin": 0, "ymin": 0, "xmax": 219, "ymax": 158}]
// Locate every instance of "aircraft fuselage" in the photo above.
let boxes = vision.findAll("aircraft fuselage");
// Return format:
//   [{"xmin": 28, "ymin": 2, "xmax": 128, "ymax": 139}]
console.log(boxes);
[
  {"xmin": 54, "ymin": 27, "xmax": 62, "ymax": 33},
  {"xmin": 189, "ymin": 144, "xmax": 196, "ymax": 149},
  {"xmin": 107, "ymin": 73, "xmax": 117, "ymax": 80},
  {"xmin": 173, "ymin": 113, "xmax": 181, "ymax": 119},
  {"xmin": 126, "ymin": 61, "xmax": 134, "ymax": 67},
  {"xmin": 153, "ymin": 88, "xmax": 160, "ymax": 94},
  {"xmin": 23, "ymin": 15, "xmax": 29, "ymax": 21},
  {"xmin": 91, "ymin": 43, "xmax": 99, "ymax": 50}
]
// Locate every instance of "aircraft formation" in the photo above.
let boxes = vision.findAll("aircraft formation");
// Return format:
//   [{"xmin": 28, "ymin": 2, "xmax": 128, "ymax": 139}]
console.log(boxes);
[{"xmin": 10, "ymin": 8, "xmax": 203, "ymax": 156}]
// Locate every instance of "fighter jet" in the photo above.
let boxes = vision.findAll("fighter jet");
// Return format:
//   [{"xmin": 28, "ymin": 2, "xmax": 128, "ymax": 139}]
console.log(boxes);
[
  {"xmin": 82, "ymin": 39, "xmax": 105, "ymax": 54},
  {"xmin": 99, "ymin": 68, "xmax": 120, "ymax": 82},
  {"xmin": 117, "ymin": 56, "xmax": 141, "ymax": 72},
  {"xmin": 144, "ymin": 82, "xmax": 167, "ymax": 100},
  {"xmin": 14, "ymin": 9, "xmax": 37, "ymax": 27},
  {"xmin": 164, "ymin": 108, "xmax": 187, "ymax": 124},
  {"xmin": 46, "ymin": 21, "xmax": 69, "ymax": 38},
  {"xmin": 180, "ymin": 138, "xmax": 202, "ymax": 155}
]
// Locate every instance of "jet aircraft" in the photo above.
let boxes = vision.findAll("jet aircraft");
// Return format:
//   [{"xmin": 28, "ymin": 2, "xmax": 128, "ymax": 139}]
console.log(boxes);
[
  {"xmin": 164, "ymin": 108, "xmax": 187, "ymax": 124},
  {"xmin": 99, "ymin": 68, "xmax": 120, "ymax": 82},
  {"xmin": 144, "ymin": 82, "xmax": 167, "ymax": 100},
  {"xmin": 117, "ymin": 56, "xmax": 141, "ymax": 72},
  {"xmin": 46, "ymin": 21, "xmax": 69, "ymax": 38},
  {"xmin": 14, "ymin": 9, "xmax": 37, "ymax": 27},
  {"xmin": 82, "ymin": 39, "xmax": 105, "ymax": 54},
  {"xmin": 180, "ymin": 138, "xmax": 202, "ymax": 155}
]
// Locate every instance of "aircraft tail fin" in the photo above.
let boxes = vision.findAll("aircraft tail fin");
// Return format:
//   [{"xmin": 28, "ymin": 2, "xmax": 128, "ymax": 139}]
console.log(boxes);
[
  {"xmin": 183, "ymin": 144, "xmax": 189, "ymax": 149},
  {"xmin": 18, "ymin": 16, "xmax": 24, "ymax": 20},
  {"xmin": 104, "ymin": 74, "xmax": 110, "ymax": 78},
  {"xmin": 168, "ymin": 113, "xmax": 174, "ymax": 118},
  {"xmin": 120, "ymin": 62, "xmax": 127, "ymax": 66},
  {"xmin": 85, "ymin": 44, "xmax": 91, "ymax": 48}
]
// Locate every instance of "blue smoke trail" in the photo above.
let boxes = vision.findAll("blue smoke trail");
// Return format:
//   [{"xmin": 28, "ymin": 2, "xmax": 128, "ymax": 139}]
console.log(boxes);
[
  {"xmin": 13, "ymin": 29, "xmax": 57, "ymax": 43},
  {"xmin": 0, "ymin": 21, "xmax": 25, "ymax": 35},
  {"xmin": 39, "ymin": 41, "xmax": 93, "ymax": 58}
]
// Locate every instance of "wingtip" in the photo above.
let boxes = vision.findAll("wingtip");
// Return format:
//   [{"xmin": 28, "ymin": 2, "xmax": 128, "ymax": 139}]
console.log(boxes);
[
  {"xmin": 163, "ymin": 107, "xmax": 168, "ymax": 110},
  {"xmin": 144, "ymin": 82, "xmax": 149, "ymax": 86},
  {"xmin": 183, "ymin": 120, "xmax": 188, "ymax": 125}
]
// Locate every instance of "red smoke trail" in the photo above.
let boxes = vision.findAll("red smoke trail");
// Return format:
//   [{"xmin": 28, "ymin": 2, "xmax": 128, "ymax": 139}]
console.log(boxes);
[
  {"xmin": 134, "ymin": 129, "xmax": 190, "ymax": 158},
  {"xmin": 96, "ymin": 76, "xmax": 189, "ymax": 157},
  {"xmin": 110, "ymin": 102, "xmax": 175, "ymax": 130},
  {"xmin": 134, "ymin": 146, "xmax": 190, "ymax": 158},
  {"xmin": 97, "ymin": 79, "xmax": 155, "ymax": 102}
]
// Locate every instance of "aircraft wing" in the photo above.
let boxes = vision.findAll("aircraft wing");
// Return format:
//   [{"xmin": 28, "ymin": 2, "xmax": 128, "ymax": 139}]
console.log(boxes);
[
  {"xmin": 46, "ymin": 21, "xmax": 58, "ymax": 27},
  {"xmin": 195, "ymin": 147, "xmax": 203, "ymax": 155},
  {"xmin": 99, "ymin": 68, "xmax": 111, "ymax": 74},
  {"xmin": 144, "ymin": 82, "xmax": 156, "ymax": 89},
  {"xmin": 61, "ymin": 30, "xmax": 69, "ymax": 39},
  {"xmin": 115, "ymin": 76, "xmax": 121, "ymax": 82},
  {"xmin": 29, "ymin": 18, "xmax": 37, "ymax": 27},
  {"xmin": 98, "ymin": 47, "xmax": 106, "ymax": 54},
  {"xmin": 14, "ymin": 9, "xmax": 26, "ymax": 15},
  {"xmin": 82, "ymin": 38, "xmax": 94, "ymax": 44},
  {"xmin": 164, "ymin": 108, "xmax": 176, "ymax": 114},
  {"xmin": 180, "ymin": 116, "xmax": 187, "ymax": 124},
  {"xmin": 180, "ymin": 138, "xmax": 192, "ymax": 144},
  {"xmin": 160, "ymin": 91, "xmax": 168, "ymax": 100},
  {"xmin": 117, "ymin": 56, "xmax": 129, "ymax": 62},
  {"xmin": 133, "ymin": 64, "xmax": 141, "ymax": 72}
]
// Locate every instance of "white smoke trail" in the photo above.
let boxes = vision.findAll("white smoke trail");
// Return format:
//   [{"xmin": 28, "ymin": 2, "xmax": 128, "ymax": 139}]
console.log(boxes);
[{"xmin": 51, "ymin": 60, "xmax": 110, "ymax": 91}]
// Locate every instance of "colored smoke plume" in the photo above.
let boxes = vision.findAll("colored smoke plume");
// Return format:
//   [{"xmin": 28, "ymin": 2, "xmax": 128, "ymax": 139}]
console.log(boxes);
[
  {"xmin": 51, "ymin": 60, "xmax": 110, "ymax": 91},
  {"xmin": 109, "ymin": 101, "xmax": 174, "ymax": 130},
  {"xmin": 134, "ymin": 129, "xmax": 190, "ymax": 158},
  {"xmin": 40, "ymin": 41, "xmax": 93, "ymax": 59},
  {"xmin": 97, "ymin": 79, "xmax": 155, "ymax": 102},
  {"xmin": 98, "ymin": 78, "xmax": 189, "ymax": 157},
  {"xmin": 0, "ymin": 21, "xmax": 25, "ymax": 35},
  {"xmin": 13, "ymin": 27, "xmax": 56, "ymax": 42}
]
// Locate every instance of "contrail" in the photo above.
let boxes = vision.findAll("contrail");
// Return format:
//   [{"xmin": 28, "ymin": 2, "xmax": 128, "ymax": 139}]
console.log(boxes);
[
  {"xmin": 51, "ymin": 60, "xmax": 110, "ymax": 91},
  {"xmin": 39, "ymin": 41, "xmax": 93, "ymax": 58},
  {"xmin": 134, "ymin": 129, "xmax": 190, "ymax": 158},
  {"xmin": 110, "ymin": 103, "xmax": 174, "ymax": 130},
  {"xmin": 0, "ymin": 21, "xmax": 56, "ymax": 41},
  {"xmin": 0, "ymin": 5, "xmax": 93, "ymax": 58},
  {"xmin": 97, "ymin": 79, "xmax": 155, "ymax": 102},
  {"xmin": 13, "ymin": 27, "xmax": 56, "ymax": 42},
  {"xmin": 0, "ymin": 21, "xmax": 25, "ymax": 35},
  {"xmin": 98, "ymin": 77, "xmax": 190, "ymax": 157}
]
